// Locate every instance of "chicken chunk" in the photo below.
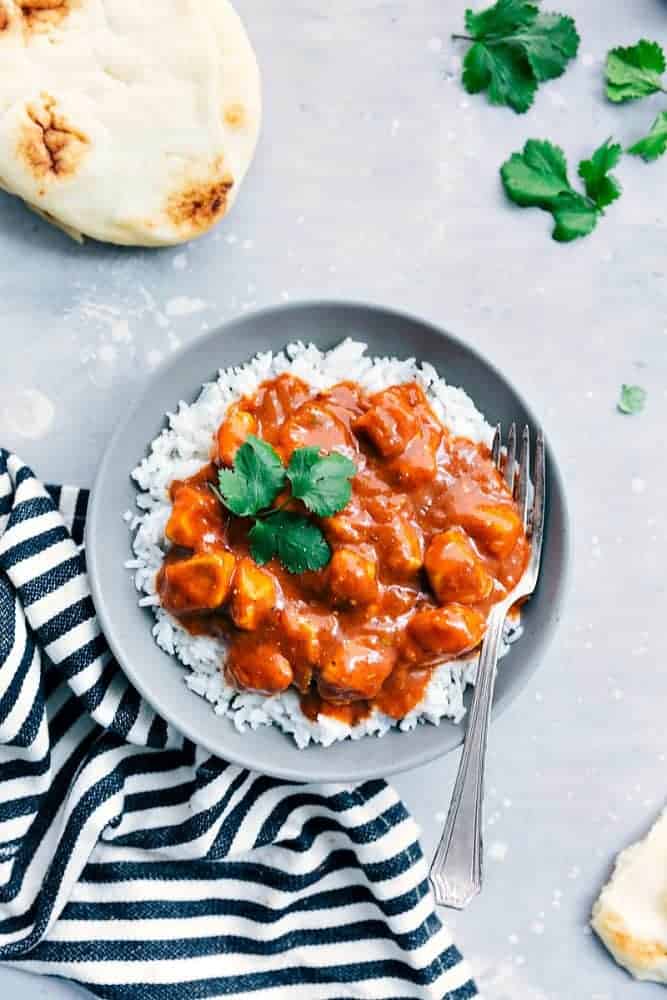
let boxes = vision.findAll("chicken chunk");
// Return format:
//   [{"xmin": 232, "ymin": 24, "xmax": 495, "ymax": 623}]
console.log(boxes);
[
  {"xmin": 388, "ymin": 436, "xmax": 439, "ymax": 488},
  {"xmin": 216, "ymin": 406, "xmax": 257, "ymax": 466},
  {"xmin": 317, "ymin": 641, "xmax": 396, "ymax": 702},
  {"xmin": 159, "ymin": 551, "xmax": 236, "ymax": 615},
  {"xmin": 328, "ymin": 548, "xmax": 379, "ymax": 606},
  {"xmin": 425, "ymin": 527, "xmax": 494, "ymax": 605},
  {"xmin": 354, "ymin": 390, "xmax": 417, "ymax": 458},
  {"xmin": 279, "ymin": 400, "xmax": 353, "ymax": 458},
  {"xmin": 227, "ymin": 641, "xmax": 293, "ymax": 695},
  {"xmin": 280, "ymin": 604, "xmax": 336, "ymax": 691},
  {"xmin": 230, "ymin": 558, "xmax": 278, "ymax": 631},
  {"xmin": 408, "ymin": 604, "xmax": 486, "ymax": 657},
  {"xmin": 376, "ymin": 518, "xmax": 424, "ymax": 577},
  {"xmin": 458, "ymin": 503, "xmax": 523, "ymax": 559},
  {"xmin": 165, "ymin": 484, "xmax": 224, "ymax": 551}
]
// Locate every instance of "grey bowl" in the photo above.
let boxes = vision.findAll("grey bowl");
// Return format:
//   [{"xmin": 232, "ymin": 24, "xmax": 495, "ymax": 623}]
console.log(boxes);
[{"xmin": 86, "ymin": 301, "xmax": 570, "ymax": 783}]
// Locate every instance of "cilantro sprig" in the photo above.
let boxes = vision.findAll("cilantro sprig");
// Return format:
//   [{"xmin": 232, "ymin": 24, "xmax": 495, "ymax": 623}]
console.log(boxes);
[
  {"xmin": 500, "ymin": 138, "xmax": 622, "ymax": 241},
  {"xmin": 605, "ymin": 40, "xmax": 667, "ymax": 163},
  {"xmin": 455, "ymin": 0, "xmax": 580, "ymax": 113},
  {"xmin": 617, "ymin": 385, "xmax": 647, "ymax": 416},
  {"xmin": 606, "ymin": 40, "xmax": 667, "ymax": 103},
  {"xmin": 214, "ymin": 436, "xmax": 355, "ymax": 574}
]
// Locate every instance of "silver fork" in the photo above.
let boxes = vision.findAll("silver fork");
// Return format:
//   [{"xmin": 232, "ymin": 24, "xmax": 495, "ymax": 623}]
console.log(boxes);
[{"xmin": 429, "ymin": 424, "xmax": 546, "ymax": 909}]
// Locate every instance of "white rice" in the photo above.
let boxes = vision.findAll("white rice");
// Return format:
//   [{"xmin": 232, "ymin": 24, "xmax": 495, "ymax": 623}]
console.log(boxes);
[{"xmin": 128, "ymin": 339, "xmax": 522, "ymax": 748}]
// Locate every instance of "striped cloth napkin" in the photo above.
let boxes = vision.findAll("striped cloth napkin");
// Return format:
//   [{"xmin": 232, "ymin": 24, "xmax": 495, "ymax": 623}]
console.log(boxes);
[{"xmin": 0, "ymin": 448, "xmax": 477, "ymax": 1000}]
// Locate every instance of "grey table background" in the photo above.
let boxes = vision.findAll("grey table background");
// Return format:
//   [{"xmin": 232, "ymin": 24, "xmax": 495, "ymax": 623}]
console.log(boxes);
[{"xmin": 1, "ymin": 0, "xmax": 666, "ymax": 997}]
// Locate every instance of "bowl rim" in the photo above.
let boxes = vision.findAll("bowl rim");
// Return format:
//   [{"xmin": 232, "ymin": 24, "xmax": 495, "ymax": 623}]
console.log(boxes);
[{"xmin": 86, "ymin": 298, "xmax": 572, "ymax": 781}]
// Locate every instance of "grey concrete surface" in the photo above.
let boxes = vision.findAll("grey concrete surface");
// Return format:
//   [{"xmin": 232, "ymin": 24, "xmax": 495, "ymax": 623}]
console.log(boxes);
[{"xmin": 1, "ymin": 1, "xmax": 666, "ymax": 997}]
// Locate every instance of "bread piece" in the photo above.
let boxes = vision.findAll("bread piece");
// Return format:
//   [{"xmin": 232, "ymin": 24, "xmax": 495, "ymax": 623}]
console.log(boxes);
[
  {"xmin": 0, "ymin": 0, "xmax": 261, "ymax": 245},
  {"xmin": 592, "ymin": 809, "xmax": 667, "ymax": 984}
]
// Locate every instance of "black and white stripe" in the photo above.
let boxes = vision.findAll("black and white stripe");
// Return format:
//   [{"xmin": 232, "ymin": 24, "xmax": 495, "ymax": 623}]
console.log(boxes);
[{"xmin": 0, "ymin": 449, "xmax": 476, "ymax": 999}]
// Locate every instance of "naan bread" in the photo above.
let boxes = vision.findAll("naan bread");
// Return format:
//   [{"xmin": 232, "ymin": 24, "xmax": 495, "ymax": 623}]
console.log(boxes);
[
  {"xmin": 0, "ymin": 0, "xmax": 261, "ymax": 245},
  {"xmin": 592, "ymin": 809, "xmax": 667, "ymax": 984}
]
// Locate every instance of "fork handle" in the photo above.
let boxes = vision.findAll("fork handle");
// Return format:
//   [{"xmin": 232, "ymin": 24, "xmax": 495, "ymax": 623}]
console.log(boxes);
[{"xmin": 429, "ymin": 607, "xmax": 507, "ymax": 909}]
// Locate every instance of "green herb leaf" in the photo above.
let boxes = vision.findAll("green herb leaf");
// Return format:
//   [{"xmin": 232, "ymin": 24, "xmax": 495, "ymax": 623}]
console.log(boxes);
[
  {"xmin": 617, "ymin": 384, "xmax": 647, "ymax": 415},
  {"xmin": 217, "ymin": 435, "xmax": 286, "ymax": 517},
  {"xmin": 500, "ymin": 138, "xmax": 622, "ymax": 242},
  {"xmin": 606, "ymin": 40, "xmax": 666, "ymax": 103},
  {"xmin": 500, "ymin": 139, "xmax": 572, "ymax": 207},
  {"xmin": 465, "ymin": 0, "xmax": 538, "ymax": 38},
  {"xmin": 578, "ymin": 139, "xmax": 623, "ymax": 211},
  {"xmin": 286, "ymin": 447, "xmax": 356, "ymax": 517},
  {"xmin": 550, "ymin": 191, "xmax": 599, "ymax": 242},
  {"xmin": 459, "ymin": 0, "xmax": 579, "ymax": 113},
  {"xmin": 249, "ymin": 513, "xmax": 331, "ymax": 574},
  {"xmin": 628, "ymin": 110, "xmax": 667, "ymax": 162}
]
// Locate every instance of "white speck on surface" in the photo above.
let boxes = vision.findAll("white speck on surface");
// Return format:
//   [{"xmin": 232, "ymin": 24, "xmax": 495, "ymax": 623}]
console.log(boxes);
[
  {"xmin": 226, "ymin": 233, "xmax": 238, "ymax": 245},
  {"xmin": 489, "ymin": 840, "xmax": 508, "ymax": 862},
  {"xmin": 391, "ymin": 119, "xmax": 400, "ymax": 136},
  {"xmin": 281, "ymin": 291, "xmax": 290, "ymax": 301},
  {"xmin": 508, "ymin": 933, "xmax": 519, "ymax": 946},
  {"xmin": 612, "ymin": 688, "xmax": 623, "ymax": 701},
  {"xmin": 515, "ymin": 955, "xmax": 526, "ymax": 967},
  {"xmin": 0, "ymin": 387, "xmax": 55, "ymax": 441},
  {"xmin": 111, "ymin": 320, "xmax": 132, "ymax": 343},
  {"xmin": 535, "ymin": 691, "xmax": 543, "ymax": 702},
  {"xmin": 173, "ymin": 254, "xmax": 188, "ymax": 271},
  {"xmin": 502, "ymin": 798, "xmax": 512, "ymax": 809},
  {"xmin": 427, "ymin": 36, "xmax": 443, "ymax": 53},
  {"xmin": 631, "ymin": 477, "xmax": 646, "ymax": 495},
  {"xmin": 243, "ymin": 239, "xmax": 254, "ymax": 250},
  {"xmin": 459, "ymin": 97, "xmax": 470, "ymax": 109},
  {"xmin": 434, "ymin": 810, "xmax": 447, "ymax": 824},
  {"xmin": 98, "ymin": 343, "xmax": 117, "ymax": 364},
  {"xmin": 568, "ymin": 866, "xmax": 581, "ymax": 880},
  {"xmin": 531, "ymin": 920, "xmax": 545, "ymax": 935},
  {"xmin": 165, "ymin": 297, "xmax": 207, "ymax": 318},
  {"xmin": 156, "ymin": 314, "xmax": 169, "ymax": 329},
  {"xmin": 582, "ymin": 52, "xmax": 595, "ymax": 67},
  {"xmin": 146, "ymin": 350, "xmax": 163, "ymax": 369},
  {"xmin": 547, "ymin": 90, "xmax": 566, "ymax": 108}
]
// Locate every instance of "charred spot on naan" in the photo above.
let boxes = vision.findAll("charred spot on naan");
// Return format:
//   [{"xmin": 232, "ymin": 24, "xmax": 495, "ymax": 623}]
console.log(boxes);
[
  {"xmin": 224, "ymin": 103, "xmax": 246, "ymax": 129},
  {"xmin": 0, "ymin": 3, "xmax": 9, "ymax": 31},
  {"xmin": 166, "ymin": 163, "xmax": 234, "ymax": 235},
  {"xmin": 18, "ymin": 0, "xmax": 76, "ymax": 31},
  {"xmin": 597, "ymin": 908, "xmax": 667, "ymax": 971},
  {"xmin": 18, "ymin": 94, "xmax": 89, "ymax": 186}
]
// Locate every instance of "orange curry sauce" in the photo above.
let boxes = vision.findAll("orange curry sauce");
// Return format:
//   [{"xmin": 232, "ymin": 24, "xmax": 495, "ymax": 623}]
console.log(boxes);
[{"xmin": 157, "ymin": 374, "xmax": 530, "ymax": 725}]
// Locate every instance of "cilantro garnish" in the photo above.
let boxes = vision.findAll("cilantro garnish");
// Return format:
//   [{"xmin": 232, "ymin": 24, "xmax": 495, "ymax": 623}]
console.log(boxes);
[
  {"xmin": 500, "ymin": 138, "xmax": 622, "ymax": 242},
  {"xmin": 217, "ymin": 436, "xmax": 286, "ymax": 517},
  {"xmin": 605, "ymin": 40, "xmax": 667, "ymax": 103},
  {"xmin": 286, "ymin": 447, "xmax": 356, "ymax": 518},
  {"xmin": 456, "ymin": 0, "xmax": 580, "ymax": 113},
  {"xmin": 215, "ymin": 437, "xmax": 355, "ymax": 574},
  {"xmin": 628, "ymin": 111, "xmax": 667, "ymax": 162},
  {"xmin": 249, "ymin": 514, "xmax": 332, "ymax": 574},
  {"xmin": 617, "ymin": 385, "xmax": 647, "ymax": 416}
]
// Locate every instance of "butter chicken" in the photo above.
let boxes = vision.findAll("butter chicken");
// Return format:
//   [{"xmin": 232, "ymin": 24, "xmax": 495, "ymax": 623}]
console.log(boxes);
[{"xmin": 157, "ymin": 375, "xmax": 530, "ymax": 725}]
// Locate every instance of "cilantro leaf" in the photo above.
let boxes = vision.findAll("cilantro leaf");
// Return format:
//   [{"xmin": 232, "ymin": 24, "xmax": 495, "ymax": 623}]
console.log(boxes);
[
  {"xmin": 249, "ymin": 513, "xmax": 331, "ymax": 574},
  {"xmin": 617, "ymin": 385, "xmax": 647, "ymax": 415},
  {"xmin": 459, "ymin": 0, "xmax": 579, "ymax": 113},
  {"xmin": 551, "ymin": 192, "xmax": 598, "ymax": 242},
  {"xmin": 606, "ymin": 40, "xmax": 666, "ymax": 103},
  {"xmin": 500, "ymin": 139, "xmax": 571, "ymax": 206},
  {"xmin": 578, "ymin": 139, "xmax": 622, "ymax": 211},
  {"xmin": 628, "ymin": 110, "xmax": 667, "ymax": 162},
  {"xmin": 286, "ymin": 447, "xmax": 356, "ymax": 517},
  {"xmin": 465, "ymin": 0, "xmax": 538, "ymax": 38},
  {"xmin": 501, "ymin": 138, "xmax": 622, "ymax": 242},
  {"xmin": 512, "ymin": 13, "xmax": 580, "ymax": 83},
  {"xmin": 217, "ymin": 435, "xmax": 286, "ymax": 517},
  {"xmin": 463, "ymin": 42, "xmax": 537, "ymax": 113}
]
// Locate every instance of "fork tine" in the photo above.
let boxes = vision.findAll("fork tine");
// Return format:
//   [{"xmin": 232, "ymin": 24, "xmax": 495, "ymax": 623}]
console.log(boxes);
[
  {"xmin": 504, "ymin": 422, "xmax": 516, "ymax": 492},
  {"xmin": 517, "ymin": 425, "xmax": 530, "ymax": 526},
  {"xmin": 492, "ymin": 423, "xmax": 502, "ymax": 469},
  {"xmin": 530, "ymin": 429, "xmax": 546, "ymax": 565}
]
